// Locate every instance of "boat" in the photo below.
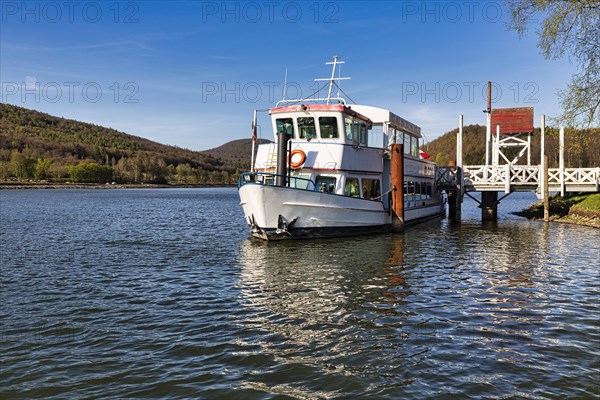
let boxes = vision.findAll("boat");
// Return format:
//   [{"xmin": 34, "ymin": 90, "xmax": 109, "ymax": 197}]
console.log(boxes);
[{"xmin": 238, "ymin": 56, "xmax": 445, "ymax": 240}]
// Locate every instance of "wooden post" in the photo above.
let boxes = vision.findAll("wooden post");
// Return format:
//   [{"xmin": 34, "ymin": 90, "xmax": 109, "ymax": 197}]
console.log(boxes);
[
  {"xmin": 504, "ymin": 163, "xmax": 511, "ymax": 193},
  {"xmin": 559, "ymin": 126, "xmax": 565, "ymax": 196},
  {"xmin": 543, "ymin": 154, "xmax": 549, "ymax": 222},
  {"xmin": 540, "ymin": 115, "xmax": 545, "ymax": 196},
  {"xmin": 527, "ymin": 131, "xmax": 531, "ymax": 166},
  {"xmin": 495, "ymin": 124, "xmax": 500, "ymax": 165},
  {"xmin": 481, "ymin": 191, "xmax": 498, "ymax": 221},
  {"xmin": 447, "ymin": 161, "xmax": 461, "ymax": 222},
  {"xmin": 391, "ymin": 144, "xmax": 404, "ymax": 232},
  {"xmin": 457, "ymin": 115, "xmax": 464, "ymax": 211},
  {"xmin": 457, "ymin": 115, "xmax": 463, "ymax": 168},
  {"xmin": 485, "ymin": 81, "xmax": 491, "ymax": 167}
]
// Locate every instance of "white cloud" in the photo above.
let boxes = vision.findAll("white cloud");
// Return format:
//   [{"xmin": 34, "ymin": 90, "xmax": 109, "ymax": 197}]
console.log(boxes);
[{"xmin": 25, "ymin": 76, "xmax": 38, "ymax": 90}]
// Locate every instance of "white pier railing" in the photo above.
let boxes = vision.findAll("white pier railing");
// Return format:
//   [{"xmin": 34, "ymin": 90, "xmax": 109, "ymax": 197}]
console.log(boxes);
[{"xmin": 436, "ymin": 165, "xmax": 600, "ymax": 194}]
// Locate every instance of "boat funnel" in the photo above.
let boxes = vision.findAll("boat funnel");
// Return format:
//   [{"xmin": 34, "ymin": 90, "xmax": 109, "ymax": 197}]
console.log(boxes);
[{"xmin": 276, "ymin": 131, "xmax": 291, "ymax": 187}]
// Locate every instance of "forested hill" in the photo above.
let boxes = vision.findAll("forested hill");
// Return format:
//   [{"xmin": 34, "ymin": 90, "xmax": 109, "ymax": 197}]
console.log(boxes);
[
  {"xmin": 423, "ymin": 124, "xmax": 600, "ymax": 168},
  {"xmin": 201, "ymin": 138, "xmax": 272, "ymax": 164},
  {"xmin": 0, "ymin": 103, "xmax": 253, "ymax": 184},
  {"xmin": 2, "ymin": 103, "xmax": 596, "ymax": 185}
]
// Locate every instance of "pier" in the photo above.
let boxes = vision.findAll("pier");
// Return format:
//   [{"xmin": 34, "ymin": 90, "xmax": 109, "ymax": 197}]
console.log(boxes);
[{"xmin": 435, "ymin": 111, "xmax": 600, "ymax": 221}]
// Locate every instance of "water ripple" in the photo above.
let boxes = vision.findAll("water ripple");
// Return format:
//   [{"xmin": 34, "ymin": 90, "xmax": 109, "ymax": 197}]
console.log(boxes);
[{"xmin": 1, "ymin": 189, "xmax": 598, "ymax": 399}]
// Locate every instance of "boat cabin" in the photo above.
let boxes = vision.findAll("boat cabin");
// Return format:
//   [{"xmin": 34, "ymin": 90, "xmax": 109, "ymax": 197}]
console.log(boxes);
[
  {"xmin": 249, "ymin": 102, "xmax": 431, "ymax": 208},
  {"xmin": 269, "ymin": 104, "xmax": 372, "ymax": 147}
]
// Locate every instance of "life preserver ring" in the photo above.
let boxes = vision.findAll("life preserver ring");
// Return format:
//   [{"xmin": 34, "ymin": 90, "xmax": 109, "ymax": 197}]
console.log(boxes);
[{"xmin": 289, "ymin": 149, "xmax": 306, "ymax": 169}]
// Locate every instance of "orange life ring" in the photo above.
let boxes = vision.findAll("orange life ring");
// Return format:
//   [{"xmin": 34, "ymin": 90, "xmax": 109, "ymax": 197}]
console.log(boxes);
[{"xmin": 289, "ymin": 149, "xmax": 306, "ymax": 169}]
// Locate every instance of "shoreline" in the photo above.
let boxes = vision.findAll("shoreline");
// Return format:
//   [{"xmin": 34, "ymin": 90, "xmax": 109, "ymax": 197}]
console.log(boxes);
[
  {"xmin": 0, "ymin": 182, "xmax": 237, "ymax": 190},
  {"xmin": 514, "ymin": 193, "xmax": 600, "ymax": 229}
]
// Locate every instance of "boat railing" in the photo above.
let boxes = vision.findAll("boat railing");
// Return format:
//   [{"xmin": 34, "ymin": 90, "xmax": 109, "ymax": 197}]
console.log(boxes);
[
  {"xmin": 238, "ymin": 172, "xmax": 317, "ymax": 191},
  {"xmin": 275, "ymin": 97, "xmax": 347, "ymax": 107}
]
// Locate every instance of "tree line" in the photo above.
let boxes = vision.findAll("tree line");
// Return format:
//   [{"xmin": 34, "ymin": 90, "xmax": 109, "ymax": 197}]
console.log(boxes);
[{"xmin": 0, "ymin": 104, "xmax": 248, "ymax": 184}]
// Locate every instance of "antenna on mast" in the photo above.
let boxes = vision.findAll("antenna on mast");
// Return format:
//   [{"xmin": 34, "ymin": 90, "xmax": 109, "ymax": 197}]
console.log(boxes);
[
  {"xmin": 314, "ymin": 55, "xmax": 350, "ymax": 104},
  {"xmin": 282, "ymin": 68, "xmax": 288, "ymax": 100},
  {"xmin": 337, "ymin": 63, "xmax": 341, "ymax": 98}
]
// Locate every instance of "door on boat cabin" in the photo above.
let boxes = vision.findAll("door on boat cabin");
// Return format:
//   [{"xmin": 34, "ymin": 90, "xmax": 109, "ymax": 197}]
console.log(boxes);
[{"xmin": 381, "ymin": 158, "xmax": 391, "ymax": 211}]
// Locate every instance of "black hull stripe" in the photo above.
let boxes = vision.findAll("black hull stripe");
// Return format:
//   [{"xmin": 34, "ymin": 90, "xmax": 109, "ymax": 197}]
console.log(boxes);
[{"xmin": 250, "ymin": 210, "xmax": 445, "ymax": 240}]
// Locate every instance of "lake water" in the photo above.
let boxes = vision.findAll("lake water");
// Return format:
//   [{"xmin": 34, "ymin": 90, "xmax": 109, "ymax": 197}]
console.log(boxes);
[{"xmin": 1, "ymin": 188, "xmax": 598, "ymax": 399}]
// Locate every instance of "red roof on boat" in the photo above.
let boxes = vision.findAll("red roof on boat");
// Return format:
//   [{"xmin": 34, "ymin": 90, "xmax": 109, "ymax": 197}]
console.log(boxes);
[{"xmin": 269, "ymin": 104, "xmax": 371, "ymax": 123}]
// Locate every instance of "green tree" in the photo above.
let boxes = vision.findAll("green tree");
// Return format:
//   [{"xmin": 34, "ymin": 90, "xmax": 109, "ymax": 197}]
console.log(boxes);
[
  {"xmin": 10, "ymin": 151, "xmax": 35, "ymax": 179},
  {"xmin": 0, "ymin": 161, "xmax": 11, "ymax": 180},
  {"xmin": 34, "ymin": 158, "xmax": 52, "ymax": 180},
  {"xmin": 175, "ymin": 163, "xmax": 192, "ymax": 184},
  {"xmin": 67, "ymin": 162, "xmax": 113, "ymax": 183},
  {"xmin": 506, "ymin": 1, "xmax": 600, "ymax": 127}
]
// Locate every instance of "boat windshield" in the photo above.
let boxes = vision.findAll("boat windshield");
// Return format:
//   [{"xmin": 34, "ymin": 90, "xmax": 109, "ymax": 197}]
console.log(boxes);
[
  {"xmin": 319, "ymin": 117, "xmax": 338, "ymax": 139},
  {"xmin": 298, "ymin": 117, "xmax": 316, "ymax": 139},
  {"xmin": 276, "ymin": 118, "xmax": 295, "ymax": 136}
]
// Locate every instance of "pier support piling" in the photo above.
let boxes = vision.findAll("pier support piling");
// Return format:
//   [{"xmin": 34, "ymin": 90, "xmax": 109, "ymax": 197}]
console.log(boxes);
[
  {"xmin": 391, "ymin": 144, "xmax": 405, "ymax": 232},
  {"xmin": 446, "ymin": 160, "xmax": 462, "ymax": 222},
  {"xmin": 481, "ymin": 191, "xmax": 498, "ymax": 221},
  {"xmin": 448, "ymin": 190, "xmax": 461, "ymax": 221},
  {"xmin": 543, "ymin": 154, "xmax": 549, "ymax": 222}
]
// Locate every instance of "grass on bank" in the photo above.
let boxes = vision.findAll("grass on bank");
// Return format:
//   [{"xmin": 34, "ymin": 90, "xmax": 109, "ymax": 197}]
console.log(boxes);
[
  {"xmin": 569, "ymin": 194, "xmax": 600, "ymax": 219},
  {"xmin": 517, "ymin": 192, "xmax": 600, "ymax": 227}
]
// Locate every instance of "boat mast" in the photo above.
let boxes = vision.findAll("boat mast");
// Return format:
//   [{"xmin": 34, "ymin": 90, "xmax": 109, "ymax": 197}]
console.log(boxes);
[
  {"xmin": 251, "ymin": 109, "xmax": 257, "ymax": 173},
  {"xmin": 314, "ymin": 56, "xmax": 350, "ymax": 104}
]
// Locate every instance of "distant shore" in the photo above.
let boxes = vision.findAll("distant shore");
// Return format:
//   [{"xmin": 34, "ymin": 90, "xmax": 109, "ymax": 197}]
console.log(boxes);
[
  {"xmin": 0, "ymin": 182, "xmax": 236, "ymax": 190},
  {"xmin": 515, "ymin": 193, "xmax": 600, "ymax": 228}
]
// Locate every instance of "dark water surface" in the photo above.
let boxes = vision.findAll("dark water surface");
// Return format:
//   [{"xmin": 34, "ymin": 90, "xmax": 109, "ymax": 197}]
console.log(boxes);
[{"xmin": 1, "ymin": 188, "xmax": 598, "ymax": 399}]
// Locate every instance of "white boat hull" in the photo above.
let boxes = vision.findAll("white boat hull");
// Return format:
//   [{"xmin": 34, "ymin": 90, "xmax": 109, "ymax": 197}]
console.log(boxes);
[
  {"xmin": 239, "ymin": 184, "xmax": 445, "ymax": 239},
  {"xmin": 239, "ymin": 184, "xmax": 390, "ymax": 239}
]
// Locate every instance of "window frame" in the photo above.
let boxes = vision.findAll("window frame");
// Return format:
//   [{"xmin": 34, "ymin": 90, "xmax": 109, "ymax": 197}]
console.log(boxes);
[
  {"xmin": 344, "ymin": 176, "xmax": 361, "ymax": 197},
  {"xmin": 315, "ymin": 175, "xmax": 337, "ymax": 194},
  {"xmin": 276, "ymin": 118, "xmax": 295, "ymax": 137},
  {"xmin": 361, "ymin": 178, "xmax": 381, "ymax": 200},
  {"xmin": 297, "ymin": 116, "xmax": 317, "ymax": 140},
  {"xmin": 318, "ymin": 116, "xmax": 339, "ymax": 139}
]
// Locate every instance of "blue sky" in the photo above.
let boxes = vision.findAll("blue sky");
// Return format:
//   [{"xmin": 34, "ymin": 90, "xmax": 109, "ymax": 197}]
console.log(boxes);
[{"xmin": 1, "ymin": 1, "xmax": 576, "ymax": 150}]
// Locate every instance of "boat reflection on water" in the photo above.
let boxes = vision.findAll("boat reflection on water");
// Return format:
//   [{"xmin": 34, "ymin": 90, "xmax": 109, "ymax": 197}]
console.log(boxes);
[
  {"xmin": 232, "ymin": 219, "xmax": 600, "ymax": 397},
  {"xmin": 235, "ymin": 235, "xmax": 422, "ymax": 395},
  {"xmin": 237, "ymin": 235, "xmax": 411, "ymax": 328}
]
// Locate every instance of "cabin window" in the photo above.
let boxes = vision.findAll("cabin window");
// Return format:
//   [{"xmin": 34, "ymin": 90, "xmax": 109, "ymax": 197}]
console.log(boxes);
[
  {"xmin": 404, "ymin": 133, "xmax": 412, "ymax": 154},
  {"xmin": 345, "ymin": 116, "xmax": 353, "ymax": 141},
  {"xmin": 370, "ymin": 124, "xmax": 384, "ymax": 148},
  {"xmin": 412, "ymin": 137, "xmax": 419, "ymax": 157},
  {"xmin": 297, "ymin": 117, "xmax": 316, "ymax": 140},
  {"xmin": 396, "ymin": 129, "xmax": 404, "ymax": 145},
  {"xmin": 290, "ymin": 173, "xmax": 312, "ymax": 190},
  {"xmin": 344, "ymin": 177, "xmax": 360, "ymax": 197},
  {"xmin": 352, "ymin": 124, "xmax": 360, "ymax": 145},
  {"xmin": 345, "ymin": 116, "xmax": 362, "ymax": 145},
  {"xmin": 361, "ymin": 178, "xmax": 381, "ymax": 200},
  {"xmin": 359, "ymin": 124, "xmax": 368, "ymax": 146},
  {"xmin": 319, "ymin": 117, "xmax": 338, "ymax": 138},
  {"xmin": 315, "ymin": 176, "xmax": 336, "ymax": 193},
  {"xmin": 276, "ymin": 118, "xmax": 295, "ymax": 136},
  {"xmin": 405, "ymin": 181, "xmax": 416, "ymax": 203}
]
